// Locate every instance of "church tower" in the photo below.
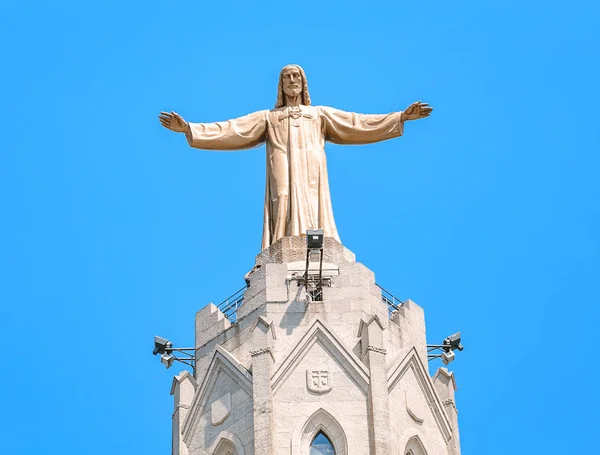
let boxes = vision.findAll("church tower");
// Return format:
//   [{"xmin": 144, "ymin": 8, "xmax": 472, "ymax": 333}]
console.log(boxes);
[{"xmin": 158, "ymin": 236, "xmax": 462, "ymax": 455}]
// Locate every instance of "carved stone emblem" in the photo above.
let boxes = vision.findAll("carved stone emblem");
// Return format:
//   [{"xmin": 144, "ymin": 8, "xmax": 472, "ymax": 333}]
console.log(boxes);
[
  {"xmin": 405, "ymin": 390, "xmax": 426, "ymax": 424},
  {"xmin": 211, "ymin": 392, "xmax": 231, "ymax": 426},
  {"xmin": 306, "ymin": 369, "xmax": 332, "ymax": 393}
]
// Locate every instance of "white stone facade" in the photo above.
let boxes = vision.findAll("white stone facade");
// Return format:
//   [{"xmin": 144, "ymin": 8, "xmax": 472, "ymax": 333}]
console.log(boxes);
[{"xmin": 169, "ymin": 237, "xmax": 461, "ymax": 455}]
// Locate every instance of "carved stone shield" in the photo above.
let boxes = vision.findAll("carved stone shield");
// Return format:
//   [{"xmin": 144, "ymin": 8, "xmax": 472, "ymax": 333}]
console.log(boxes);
[
  {"xmin": 405, "ymin": 390, "xmax": 426, "ymax": 424},
  {"xmin": 211, "ymin": 392, "xmax": 231, "ymax": 426},
  {"xmin": 306, "ymin": 369, "xmax": 332, "ymax": 393}
]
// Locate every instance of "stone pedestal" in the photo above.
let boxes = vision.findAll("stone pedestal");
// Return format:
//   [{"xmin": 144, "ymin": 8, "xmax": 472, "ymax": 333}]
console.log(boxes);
[{"xmin": 171, "ymin": 237, "xmax": 461, "ymax": 455}]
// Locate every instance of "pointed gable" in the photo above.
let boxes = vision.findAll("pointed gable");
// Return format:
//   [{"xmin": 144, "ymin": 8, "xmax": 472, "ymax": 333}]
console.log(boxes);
[
  {"xmin": 271, "ymin": 317, "xmax": 369, "ymax": 394},
  {"xmin": 251, "ymin": 315, "xmax": 277, "ymax": 339},
  {"xmin": 387, "ymin": 347, "xmax": 453, "ymax": 442},
  {"xmin": 356, "ymin": 314, "xmax": 385, "ymax": 337},
  {"xmin": 432, "ymin": 367, "xmax": 457, "ymax": 391},
  {"xmin": 182, "ymin": 345, "xmax": 253, "ymax": 444},
  {"xmin": 170, "ymin": 370, "xmax": 197, "ymax": 396}
]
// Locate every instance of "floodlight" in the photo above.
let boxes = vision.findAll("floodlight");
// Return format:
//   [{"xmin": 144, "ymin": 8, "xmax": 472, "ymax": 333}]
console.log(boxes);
[
  {"xmin": 441, "ymin": 350, "xmax": 455, "ymax": 366},
  {"xmin": 306, "ymin": 229, "xmax": 324, "ymax": 249},
  {"xmin": 153, "ymin": 336, "xmax": 172, "ymax": 355},
  {"xmin": 151, "ymin": 337, "xmax": 195, "ymax": 372},
  {"xmin": 443, "ymin": 332, "xmax": 463, "ymax": 352},
  {"xmin": 427, "ymin": 331, "xmax": 464, "ymax": 364},
  {"xmin": 161, "ymin": 353, "xmax": 175, "ymax": 369}
]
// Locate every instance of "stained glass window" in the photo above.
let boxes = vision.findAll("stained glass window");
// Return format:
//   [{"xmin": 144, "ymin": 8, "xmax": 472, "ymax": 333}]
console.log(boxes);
[{"xmin": 310, "ymin": 431, "xmax": 335, "ymax": 455}]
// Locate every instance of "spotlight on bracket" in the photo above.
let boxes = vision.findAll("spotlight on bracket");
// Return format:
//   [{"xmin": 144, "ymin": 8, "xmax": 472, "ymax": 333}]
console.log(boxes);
[
  {"xmin": 306, "ymin": 228, "xmax": 324, "ymax": 249},
  {"xmin": 427, "ymin": 331, "xmax": 464, "ymax": 365},
  {"xmin": 151, "ymin": 335, "xmax": 196, "ymax": 373},
  {"xmin": 443, "ymin": 332, "xmax": 464, "ymax": 352},
  {"xmin": 153, "ymin": 336, "xmax": 172, "ymax": 355},
  {"xmin": 441, "ymin": 350, "xmax": 455, "ymax": 366},
  {"xmin": 160, "ymin": 353, "xmax": 175, "ymax": 369},
  {"xmin": 304, "ymin": 228, "xmax": 325, "ymax": 302}
]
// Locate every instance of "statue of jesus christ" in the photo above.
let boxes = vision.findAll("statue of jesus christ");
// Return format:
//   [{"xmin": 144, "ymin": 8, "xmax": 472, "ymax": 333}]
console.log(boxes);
[{"xmin": 159, "ymin": 64, "xmax": 432, "ymax": 250}]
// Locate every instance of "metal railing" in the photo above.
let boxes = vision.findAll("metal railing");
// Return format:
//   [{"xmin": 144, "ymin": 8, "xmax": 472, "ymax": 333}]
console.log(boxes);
[
  {"xmin": 375, "ymin": 283, "xmax": 406, "ymax": 315},
  {"xmin": 216, "ymin": 285, "xmax": 247, "ymax": 323},
  {"xmin": 216, "ymin": 283, "xmax": 405, "ymax": 323}
]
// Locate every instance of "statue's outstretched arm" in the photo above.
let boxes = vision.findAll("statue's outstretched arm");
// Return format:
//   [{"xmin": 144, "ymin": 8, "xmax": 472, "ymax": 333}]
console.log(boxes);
[
  {"xmin": 321, "ymin": 106, "xmax": 404, "ymax": 145},
  {"xmin": 320, "ymin": 102, "xmax": 432, "ymax": 145},
  {"xmin": 159, "ymin": 110, "xmax": 268, "ymax": 151}
]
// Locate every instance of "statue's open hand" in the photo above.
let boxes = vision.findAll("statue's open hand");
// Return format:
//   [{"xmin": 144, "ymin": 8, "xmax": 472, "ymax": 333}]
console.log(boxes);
[
  {"xmin": 402, "ymin": 102, "xmax": 433, "ymax": 121},
  {"xmin": 159, "ymin": 111, "xmax": 188, "ymax": 133}
]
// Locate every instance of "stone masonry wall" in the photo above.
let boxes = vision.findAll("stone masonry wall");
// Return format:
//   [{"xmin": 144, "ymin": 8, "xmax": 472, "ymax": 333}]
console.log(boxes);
[{"xmin": 179, "ymin": 237, "xmax": 458, "ymax": 455}]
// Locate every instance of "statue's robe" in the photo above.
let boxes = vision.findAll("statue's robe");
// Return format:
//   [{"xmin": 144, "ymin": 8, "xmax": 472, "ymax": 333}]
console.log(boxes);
[{"xmin": 185, "ymin": 105, "xmax": 404, "ymax": 250}]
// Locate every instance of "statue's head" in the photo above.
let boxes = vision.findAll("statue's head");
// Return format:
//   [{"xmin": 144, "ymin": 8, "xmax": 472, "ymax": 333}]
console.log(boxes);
[{"xmin": 275, "ymin": 64, "xmax": 311, "ymax": 108}]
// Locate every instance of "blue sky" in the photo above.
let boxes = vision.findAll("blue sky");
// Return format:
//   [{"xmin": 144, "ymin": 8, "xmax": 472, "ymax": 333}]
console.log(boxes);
[{"xmin": 1, "ymin": 0, "xmax": 598, "ymax": 453}]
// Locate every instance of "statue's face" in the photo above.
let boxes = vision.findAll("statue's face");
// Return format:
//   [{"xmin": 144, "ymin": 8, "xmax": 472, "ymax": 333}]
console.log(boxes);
[{"xmin": 282, "ymin": 67, "xmax": 303, "ymax": 98}]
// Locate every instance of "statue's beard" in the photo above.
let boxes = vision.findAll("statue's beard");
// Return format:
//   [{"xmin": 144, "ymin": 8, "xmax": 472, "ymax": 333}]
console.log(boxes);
[{"xmin": 283, "ymin": 86, "xmax": 302, "ymax": 98}]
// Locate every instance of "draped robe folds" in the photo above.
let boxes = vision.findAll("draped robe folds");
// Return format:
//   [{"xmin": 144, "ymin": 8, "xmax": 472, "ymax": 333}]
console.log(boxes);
[{"xmin": 185, "ymin": 105, "xmax": 404, "ymax": 250}]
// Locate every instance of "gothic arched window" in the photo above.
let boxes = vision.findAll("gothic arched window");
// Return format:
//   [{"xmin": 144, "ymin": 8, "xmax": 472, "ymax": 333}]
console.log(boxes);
[
  {"xmin": 293, "ymin": 408, "xmax": 346, "ymax": 455},
  {"xmin": 405, "ymin": 436, "xmax": 428, "ymax": 455},
  {"xmin": 212, "ymin": 437, "xmax": 238, "ymax": 455},
  {"xmin": 310, "ymin": 431, "xmax": 335, "ymax": 455}
]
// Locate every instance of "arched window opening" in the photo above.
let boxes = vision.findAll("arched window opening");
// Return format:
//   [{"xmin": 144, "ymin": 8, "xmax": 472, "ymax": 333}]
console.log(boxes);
[
  {"xmin": 310, "ymin": 431, "xmax": 335, "ymax": 455},
  {"xmin": 405, "ymin": 436, "xmax": 427, "ymax": 455},
  {"xmin": 207, "ymin": 432, "xmax": 245, "ymax": 455},
  {"xmin": 293, "ymin": 408, "xmax": 346, "ymax": 455},
  {"xmin": 213, "ymin": 438, "xmax": 237, "ymax": 455}
]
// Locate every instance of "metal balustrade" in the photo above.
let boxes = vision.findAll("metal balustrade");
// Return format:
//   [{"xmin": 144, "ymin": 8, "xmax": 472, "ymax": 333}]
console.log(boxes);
[
  {"xmin": 216, "ymin": 285, "xmax": 247, "ymax": 323},
  {"xmin": 216, "ymin": 283, "xmax": 405, "ymax": 322},
  {"xmin": 375, "ymin": 283, "xmax": 406, "ymax": 315}
]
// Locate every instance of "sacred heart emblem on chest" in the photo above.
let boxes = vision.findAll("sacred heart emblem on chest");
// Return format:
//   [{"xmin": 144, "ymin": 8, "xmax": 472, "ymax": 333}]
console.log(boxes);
[
  {"xmin": 290, "ymin": 107, "xmax": 303, "ymax": 120},
  {"xmin": 306, "ymin": 369, "xmax": 332, "ymax": 393}
]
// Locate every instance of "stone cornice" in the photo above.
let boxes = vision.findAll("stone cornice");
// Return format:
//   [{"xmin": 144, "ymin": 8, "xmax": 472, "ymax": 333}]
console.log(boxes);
[
  {"xmin": 366, "ymin": 345, "xmax": 387, "ymax": 355},
  {"xmin": 250, "ymin": 347, "xmax": 273, "ymax": 357}
]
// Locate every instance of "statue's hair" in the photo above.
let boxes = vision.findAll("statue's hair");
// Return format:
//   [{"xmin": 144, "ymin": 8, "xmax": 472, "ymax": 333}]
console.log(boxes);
[{"xmin": 274, "ymin": 64, "xmax": 311, "ymax": 108}]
